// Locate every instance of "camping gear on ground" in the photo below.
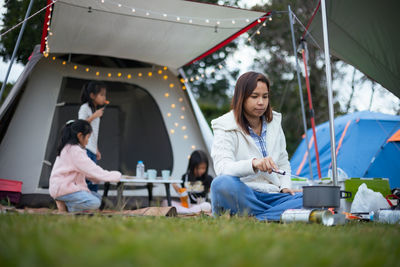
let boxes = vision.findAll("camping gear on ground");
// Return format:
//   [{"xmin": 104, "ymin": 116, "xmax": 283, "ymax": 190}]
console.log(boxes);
[
  {"xmin": 281, "ymin": 209, "xmax": 334, "ymax": 226},
  {"xmin": 344, "ymin": 178, "xmax": 391, "ymax": 202},
  {"xmin": 291, "ymin": 111, "xmax": 400, "ymax": 188},
  {"xmin": 369, "ymin": 210, "xmax": 400, "ymax": 224},
  {"xmin": 303, "ymin": 185, "xmax": 351, "ymax": 209},
  {"xmin": 351, "ymin": 183, "xmax": 390, "ymax": 213},
  {"xmin": 0, "ymin": 178, "xmax": 23, "ymax": 204}
]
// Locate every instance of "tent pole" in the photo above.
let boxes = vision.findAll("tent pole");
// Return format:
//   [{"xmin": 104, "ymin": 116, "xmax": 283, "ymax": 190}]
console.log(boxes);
[
  {"xmin": 320, "ymin": 0, "xmax": 338, "ymax": 185},
  {"xmin": 0, "ymin": 0, "xmax": 35, "ymax": 105},
  {"xmin": 300, "ymin": 40, "xmax": 322, "ymax": 179},
  {"xmin": 288, "ymin": 5, "xmax": 313, "ymax": 180}
]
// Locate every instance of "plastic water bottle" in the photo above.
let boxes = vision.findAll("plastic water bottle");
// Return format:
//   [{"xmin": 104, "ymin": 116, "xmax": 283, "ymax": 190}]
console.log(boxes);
[
  {"xmin": 136, "ymin": 161, "xmax": 145, "ymax": 179},
  {"xmin": 370, "ymin": 210, "xmax": 400, "ymax": 224}
]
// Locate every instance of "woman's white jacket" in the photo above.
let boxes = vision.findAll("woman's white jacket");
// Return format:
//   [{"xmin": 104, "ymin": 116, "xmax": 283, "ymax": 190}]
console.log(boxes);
[{"xmin": 211, "ymin": 110, "xmax": 292, "ymax": 193}]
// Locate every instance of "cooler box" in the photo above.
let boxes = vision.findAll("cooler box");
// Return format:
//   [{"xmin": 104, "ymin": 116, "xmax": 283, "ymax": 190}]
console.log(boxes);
[
  {"xmin": 0, "ymin": 178, "xmax": 23, "ymax": 204},
  {"xmin": 344, "ymin": 178, "xmax": 391, "ymax": 202}
]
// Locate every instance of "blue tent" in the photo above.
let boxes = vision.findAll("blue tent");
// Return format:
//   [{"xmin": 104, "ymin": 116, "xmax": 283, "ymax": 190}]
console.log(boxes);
[{"xmin": 290, "ymin": 111, "xmax": 400, "ymax": 188}]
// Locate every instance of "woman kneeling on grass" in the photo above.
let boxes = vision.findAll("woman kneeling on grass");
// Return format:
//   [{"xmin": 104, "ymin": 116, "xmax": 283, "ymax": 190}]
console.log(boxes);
[
  {"xmin": 49, "ymin": 119, "xmax": 121, "ymax": 212},
  {"xmin": 210, "ymin": 71, "xmax": 302, "ymax": 221}
]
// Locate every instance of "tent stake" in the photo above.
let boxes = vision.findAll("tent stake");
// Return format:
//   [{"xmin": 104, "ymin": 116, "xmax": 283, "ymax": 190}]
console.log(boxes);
[
  {"xmin": 320, "ymin": 0, "xmax": 338, "ymax": 185},
  {"xmin": 0, "ymin": 0, "xmax": 35, "ymax": 105},
  {"xmin": 288, "ymin": 5, "xmax": 314, "ymax": 180}
]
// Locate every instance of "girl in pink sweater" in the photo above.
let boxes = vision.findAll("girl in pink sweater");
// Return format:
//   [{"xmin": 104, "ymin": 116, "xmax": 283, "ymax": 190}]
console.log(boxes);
[{"xmin": 49, "ymin": 119, "xmax": 121, "ymax": 212}]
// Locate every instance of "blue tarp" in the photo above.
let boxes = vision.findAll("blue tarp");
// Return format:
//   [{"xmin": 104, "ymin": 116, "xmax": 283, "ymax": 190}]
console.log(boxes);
[{"xmin": 290, "ymin": 111, "xmax": 400, "ymax": 188}]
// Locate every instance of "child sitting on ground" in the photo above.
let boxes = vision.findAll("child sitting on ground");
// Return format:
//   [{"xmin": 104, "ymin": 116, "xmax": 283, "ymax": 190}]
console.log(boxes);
[
  {"xmin": 49, "ymin": 119, "xmax": 121, "ymax": 212},
  {"xmin": 168, "ymin": 150, "xmax": 213, "ymax": 214}
]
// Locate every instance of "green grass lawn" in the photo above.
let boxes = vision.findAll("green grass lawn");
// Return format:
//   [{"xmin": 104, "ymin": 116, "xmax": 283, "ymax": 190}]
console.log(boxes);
[{"xmin": 0, "ymin": 213, "xmax": 399, "ymax": 267}]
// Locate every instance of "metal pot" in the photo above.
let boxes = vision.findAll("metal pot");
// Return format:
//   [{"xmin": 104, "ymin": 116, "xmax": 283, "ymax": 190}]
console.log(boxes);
[{"xmin": 303, "ymin": 185, "xmax": 352, "ymax": 208}]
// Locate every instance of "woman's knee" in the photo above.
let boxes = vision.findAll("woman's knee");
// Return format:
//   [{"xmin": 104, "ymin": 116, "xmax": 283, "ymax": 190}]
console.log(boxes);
[{"xmin": 211, "ymin": 175, "xmax": 240, "ymax": 196}]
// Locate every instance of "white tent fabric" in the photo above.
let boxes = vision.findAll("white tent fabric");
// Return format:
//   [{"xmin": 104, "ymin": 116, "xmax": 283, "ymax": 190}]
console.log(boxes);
[
  {"xmin": 306, "ymin": 0, "xmax": 400, "ymax": 98},
  {"xmin": 48, "ymin": 0, "xmax": 265, "ymax": 70}
]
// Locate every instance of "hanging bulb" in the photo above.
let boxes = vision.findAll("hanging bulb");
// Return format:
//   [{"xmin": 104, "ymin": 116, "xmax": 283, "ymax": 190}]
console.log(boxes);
[{"xmin": 132, "ymin": 8, "xmax": 135, "ymax": 12}]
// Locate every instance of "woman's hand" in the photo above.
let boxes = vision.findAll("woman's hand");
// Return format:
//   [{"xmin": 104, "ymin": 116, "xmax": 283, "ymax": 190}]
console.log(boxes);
[
  {"xmin": 252, "ymin": 156, "xmax": 278, "ymax": 173},
  {"xmin": 96, "ymin": 150, "xmax": 102, "ymax": 161},
  {"xmin": 280, "ymin": 188, "xmax": 302, "ymax": 195}
]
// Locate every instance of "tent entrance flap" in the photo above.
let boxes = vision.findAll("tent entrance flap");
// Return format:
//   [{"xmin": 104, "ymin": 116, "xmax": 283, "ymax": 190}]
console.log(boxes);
[{"xmin": 39, "ymin": 77, "xmax": 173, "ymax": 188}]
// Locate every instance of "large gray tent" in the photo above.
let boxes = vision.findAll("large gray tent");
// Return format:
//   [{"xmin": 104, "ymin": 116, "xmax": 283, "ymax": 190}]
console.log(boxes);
[
  {"xmin": 306, "ymin": 0, "xmax": 400, "ymax": 98},
  {"xmin": 0, "ymin": 0, "xmax": 265, "ymax": 196}
]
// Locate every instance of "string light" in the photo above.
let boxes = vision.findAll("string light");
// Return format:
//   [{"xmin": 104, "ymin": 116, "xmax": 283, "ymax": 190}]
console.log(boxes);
[{"xmin": 164, "ymin": 93, "xmax": 169, "ymax": 98}]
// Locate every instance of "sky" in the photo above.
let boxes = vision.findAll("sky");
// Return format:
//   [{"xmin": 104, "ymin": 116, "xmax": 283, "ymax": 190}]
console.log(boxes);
[{"xmin": 1, "ymin": 0, "xmax": 399, "ymax": 115}]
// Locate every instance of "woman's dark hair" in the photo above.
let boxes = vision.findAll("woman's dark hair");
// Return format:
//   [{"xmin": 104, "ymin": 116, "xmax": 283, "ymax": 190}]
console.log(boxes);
[
  {"xmin": 186, "ymin": 150, "xmax": 209, "ymax": 181},
  {"xmin": 57, "ymin": 120, "xmax": 93, "ymax": 155},
  {"xmin": 231, "ymin": 71, "xmax": 273, "ymax": 135},
  {"xmin": 80, "ymin": 81, "xmax": 107, "ymax": 112}
]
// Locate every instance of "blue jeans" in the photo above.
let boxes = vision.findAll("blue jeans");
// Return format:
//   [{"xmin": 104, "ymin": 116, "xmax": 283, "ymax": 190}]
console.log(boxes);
[
  {"xmin": 211, "ymin": 175, "xmax": 303, "ymax": 221},
  {"xmin": 56, "ymin": 191, "xmax": 101, "ymax": 212},
  {"xmin": 86, "ymin": 149, "xmax": 98, "ymax": 192}
]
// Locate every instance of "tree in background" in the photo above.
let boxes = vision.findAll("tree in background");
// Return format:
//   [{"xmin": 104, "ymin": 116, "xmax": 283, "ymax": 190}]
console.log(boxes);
[
  {"xmin": 184, "ymin": 0, "xmax": 344, "ymax": 155},
  {"xmin": 0, "ymin": 0, "xmax": 45, "ymax": 64}
]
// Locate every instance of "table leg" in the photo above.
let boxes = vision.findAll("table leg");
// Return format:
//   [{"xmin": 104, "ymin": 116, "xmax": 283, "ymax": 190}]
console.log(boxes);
[
  {"xmin": 117, "ymin": 182, "xmax": 124, "ymax": 210},
  {"xmin": 165, "ymin": 183, "xmax": 172, "ymax": 206},
  {"xmin": 147, "ymin": 183, "xmax": 153, "ymax": 206},
  {"xmin": 100, "ymin": 182, "xmax": 110, "ymax": 210}
]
